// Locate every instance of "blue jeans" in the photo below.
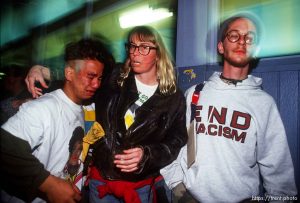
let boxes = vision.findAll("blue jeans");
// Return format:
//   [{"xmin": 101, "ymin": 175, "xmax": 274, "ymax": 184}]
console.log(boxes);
[{"xmin": 89, "ymin": 178, "xmax": 172, "ymax": 203}]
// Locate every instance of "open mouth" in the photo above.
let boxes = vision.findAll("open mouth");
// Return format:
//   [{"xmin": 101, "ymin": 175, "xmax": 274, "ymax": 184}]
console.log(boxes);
[{"xmin": 131, "ymin": 60, "xmax": 141, "ymax": 66}]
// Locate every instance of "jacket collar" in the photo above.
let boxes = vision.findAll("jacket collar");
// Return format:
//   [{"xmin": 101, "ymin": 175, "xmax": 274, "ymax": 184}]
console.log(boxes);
[{"xmin": 119, "ymin": 72, "xmax": 164, "ymax": 111}]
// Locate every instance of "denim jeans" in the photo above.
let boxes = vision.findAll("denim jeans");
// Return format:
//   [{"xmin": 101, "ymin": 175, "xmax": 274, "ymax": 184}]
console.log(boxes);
[{"xmin": 89, "ymin": 178, "xmax": 172, "ymax": 203}]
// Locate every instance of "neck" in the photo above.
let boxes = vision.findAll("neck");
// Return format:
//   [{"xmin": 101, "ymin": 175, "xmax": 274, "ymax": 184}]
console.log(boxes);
[
  {"xmin": 63, "ymin": 84, "xmax": 82, "ymax": 105},
  {"xmin": 222, "ymin": 62, "xmax": 249, "ymax": 80},
  {"xmin": 220, "ymin": 74, "xmax": 247, "ymax": 85},
  {"xmin": 135, "ymin": 74, "xmax": 158, "ymax": 85}
]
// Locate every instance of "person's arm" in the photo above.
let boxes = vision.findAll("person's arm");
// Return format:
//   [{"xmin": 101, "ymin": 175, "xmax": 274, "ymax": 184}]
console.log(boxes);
[
  {"xmin": 257, "ymin": 101, "xmax": 297, "ymax": 200},
  {"xmin": 160, "ymin": 86, "xmax": 195, "ymax": 189},
  {"xmin": 39, "ymin": 175, "xmax": 81, "ymax": 203},
  {"xmin": 25, "ymin": 65, "xmax": 50, "ymax": 98},
  {"xmin": 1, "ymin": 128, "xmax": 50, "ymax": 200},
  {"xmin": 160, "ymin": 147, "xmax": 185, "ymax": 189},
  {"xmin": 0, "ymin": 128, "xmax": 81, "ymax": 202},
  {"xmin": 25, "ymin": 65, "xmax": 65, "ymax": 98}
]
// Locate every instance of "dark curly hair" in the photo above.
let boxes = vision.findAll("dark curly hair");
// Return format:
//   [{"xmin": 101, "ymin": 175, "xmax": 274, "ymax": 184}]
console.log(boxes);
[{"xmin": 64, "ymin": 38, "xmax": 115, "ymax": 84}]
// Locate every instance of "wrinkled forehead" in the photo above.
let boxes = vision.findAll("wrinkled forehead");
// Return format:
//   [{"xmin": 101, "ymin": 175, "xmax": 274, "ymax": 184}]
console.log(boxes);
[{"xmin": 227, "ymin": 18, "xmax": 257, "ymax": 34}]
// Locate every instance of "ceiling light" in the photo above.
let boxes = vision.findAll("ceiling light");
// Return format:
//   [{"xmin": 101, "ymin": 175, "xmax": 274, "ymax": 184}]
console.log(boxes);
[{"xmin": 119, "ymin": 6, "xmax": 173, "ymax": 29}]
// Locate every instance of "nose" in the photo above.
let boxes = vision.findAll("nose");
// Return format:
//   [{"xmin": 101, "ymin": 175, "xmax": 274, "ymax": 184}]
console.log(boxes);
[
  {"xmin": 238, "ymin": 35, "xmax": 246, "ymax": 45},
  {"xmin": 91, "ymin": 78, "xmax": 101, "ymax": 89}
]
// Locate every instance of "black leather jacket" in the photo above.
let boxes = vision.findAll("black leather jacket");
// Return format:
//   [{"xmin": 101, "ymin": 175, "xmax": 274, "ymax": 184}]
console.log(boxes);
[{"xmin": 93, "ymin": 71, "xmax": 188, "ymax": 181}]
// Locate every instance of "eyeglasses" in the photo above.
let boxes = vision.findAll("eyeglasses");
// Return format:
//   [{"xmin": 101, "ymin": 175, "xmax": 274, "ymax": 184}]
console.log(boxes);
[
  {"xmin": 226, "ymin": 30, "xmax": 257, "ymax": 45},
  {"xmin": 125, "ymin": 43, "xmax": 157, "ymax": 56}
]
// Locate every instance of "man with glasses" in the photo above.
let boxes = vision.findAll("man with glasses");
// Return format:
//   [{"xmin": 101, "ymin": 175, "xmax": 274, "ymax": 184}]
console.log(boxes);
[{"xmin": 161, "ymin": 14, "xmax": 297, "ymax": 202}]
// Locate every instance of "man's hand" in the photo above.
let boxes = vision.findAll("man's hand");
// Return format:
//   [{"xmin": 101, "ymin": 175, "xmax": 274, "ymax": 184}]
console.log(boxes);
[
  {"xmin": 25, "ymin": 65, "xmax": 50, "ymax": 98},
  {"xmin": 39, "ymin": 175, "xmax": 81, "ymax": 203},
  {"xmin": 114, "ymin": 147, "xmax": 144, "ymax": 172}
]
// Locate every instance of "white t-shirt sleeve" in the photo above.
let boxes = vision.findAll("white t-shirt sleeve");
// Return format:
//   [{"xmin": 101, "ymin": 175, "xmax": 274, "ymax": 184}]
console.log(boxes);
[{"xmin": 2, "ymin": 100, "xmax": 48, "ymax": 149}]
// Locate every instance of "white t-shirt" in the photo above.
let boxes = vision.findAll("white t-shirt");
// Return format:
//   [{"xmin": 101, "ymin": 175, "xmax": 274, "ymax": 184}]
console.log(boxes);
[
  {"xmin": 124, "ymin": 77, "xmax": 158, "ymax": 129},
  {"xmin": 2, "ymin": 89, "xmax": 85, "ymax": 203}
]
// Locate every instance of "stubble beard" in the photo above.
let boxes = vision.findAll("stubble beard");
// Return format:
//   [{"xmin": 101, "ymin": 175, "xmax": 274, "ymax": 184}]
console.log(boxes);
[
  {"xmin": 227, "ymin": 57, "xmax": 251, "ymax": 68},
  {"xmin": 225, "ymin": 51, "xmax": 253, "ymax": 68}
]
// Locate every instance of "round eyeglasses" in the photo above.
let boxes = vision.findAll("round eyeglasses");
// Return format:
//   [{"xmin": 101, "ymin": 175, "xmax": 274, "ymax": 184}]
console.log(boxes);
[
  {"xmin": 125, "ymin": 43, "xmax": 157, "ymax": 56},
  {"xmin": 226, "ymin": 30, "xmax": 257, "ymax": 45}
]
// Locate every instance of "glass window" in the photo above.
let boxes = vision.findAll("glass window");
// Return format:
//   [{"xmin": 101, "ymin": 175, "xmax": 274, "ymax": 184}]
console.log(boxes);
[{"xmin": 1, "ymin": 0, "xmax": 177, "ymax": 76}]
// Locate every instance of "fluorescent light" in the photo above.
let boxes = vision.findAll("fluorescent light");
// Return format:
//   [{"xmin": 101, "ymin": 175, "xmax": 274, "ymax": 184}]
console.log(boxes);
[{"xmin": 119, "ymin": 6, "xmax": 173, "ymax": 29}]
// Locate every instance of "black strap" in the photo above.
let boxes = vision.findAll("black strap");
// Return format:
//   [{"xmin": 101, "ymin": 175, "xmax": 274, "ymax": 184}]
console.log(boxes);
[{"xmin": 190, "ymin": 83, "xmax": 204, "ymax": 123}]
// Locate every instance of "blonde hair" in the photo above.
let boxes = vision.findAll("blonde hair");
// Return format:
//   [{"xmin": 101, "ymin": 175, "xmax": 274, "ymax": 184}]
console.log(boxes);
[{"xmin": 118, "ymin": 26, "xmax": 177, "ymax": 95}]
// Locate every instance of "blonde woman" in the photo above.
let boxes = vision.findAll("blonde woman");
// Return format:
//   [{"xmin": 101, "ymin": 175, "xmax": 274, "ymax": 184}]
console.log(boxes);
[{"xmin": 89, "ymin": 26, "xmax": 188, "ymax": 203}]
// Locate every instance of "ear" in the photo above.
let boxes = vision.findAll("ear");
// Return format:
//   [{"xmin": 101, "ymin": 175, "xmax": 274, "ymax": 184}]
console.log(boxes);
[
  {"xmin": 217, "ymin": 41, "xmax": 224, "ymax": 54},
  {"xmin": 65, "ymin": 66, "xmax": 74, "ymax": 81}
]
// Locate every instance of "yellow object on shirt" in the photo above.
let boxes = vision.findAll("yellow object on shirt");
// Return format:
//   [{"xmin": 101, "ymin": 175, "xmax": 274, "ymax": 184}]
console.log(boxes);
[{"xmin": 82, "ymin": 121, "xmax": 105, "ymax": 162}]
